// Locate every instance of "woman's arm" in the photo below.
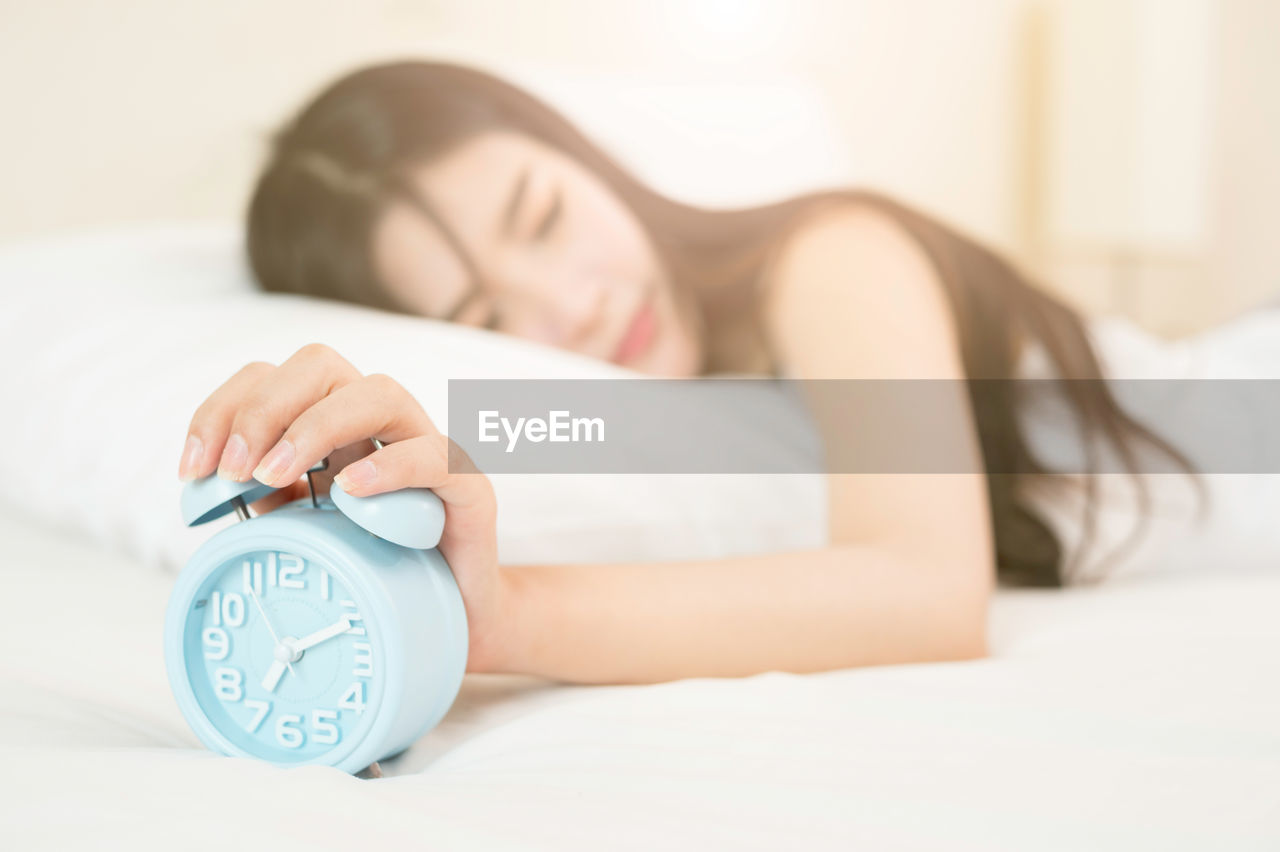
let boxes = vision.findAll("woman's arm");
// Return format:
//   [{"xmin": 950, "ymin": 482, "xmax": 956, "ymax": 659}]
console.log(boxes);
[
  {"xmin": 483, "ymin": 208, "xmax": 996, "ymax": 683},
  {"xmin": 491, "ymin": 544, "xmax": 987, "ymax": 683}
]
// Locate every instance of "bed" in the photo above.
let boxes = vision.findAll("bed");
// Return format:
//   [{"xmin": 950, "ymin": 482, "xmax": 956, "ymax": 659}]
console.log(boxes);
[
  {"xmin": 3, "ymin": 205, "xmax": 1280, "ymax": 848},
  {"xmin": 2, "ymin": 499, "xmax": 1278, "ymax": 849}
]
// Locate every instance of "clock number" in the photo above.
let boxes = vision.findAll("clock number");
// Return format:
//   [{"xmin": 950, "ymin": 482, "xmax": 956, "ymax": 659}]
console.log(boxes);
[
  {"xmin": 320, "ymin": 569, "xmax": 331, "ymax": 601},
  {"xmin": 341, "ymin": 599, "xmax": 366, "ymax": 636},
  {"xmin": 338, "ymin": 682, "xmax": 366, "ymax": 714},
  {"xmin": 217, "ymin": 592, "xmax": 245, "ymax": 627},
  {"xmin": 202, "ymin": 627, "xmax": 230, "ymax": 660},
  {"xmin": 244, "ymin": 699, "xmax": 271, "ymax": 733},
  {"xmin": 242, "ymin": 560, "xmax": 264, "ymax": 596},
  {"xmin": 278, "ymin": 553, "xmax": 305, "ymax": 589},
  {"xmin": 240, "ymin": 553, "xmax": 306, "ymax": 593},
  {"xmin": 311, "ymin": 709, "xmax": 340, "ymax": 745},
  {"xmin": 211, "ymin": 591, "xmax": 246, "ymax": 627},
  {"xmin": 353, "ymin": 642, "xmax": 374, "ymax": 678},
  {"xmin": 275, "ymin": 714, "xmax": 304, "ymax": 749},
  {"xmin": 214, "ymin": 667, "xmax": 243, "ymax": 702}
]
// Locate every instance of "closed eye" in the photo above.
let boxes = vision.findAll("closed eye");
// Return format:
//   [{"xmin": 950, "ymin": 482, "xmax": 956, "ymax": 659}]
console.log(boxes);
[{"xmin": 531, "ymin": 189, "xmax": 562, "ymax": 242}]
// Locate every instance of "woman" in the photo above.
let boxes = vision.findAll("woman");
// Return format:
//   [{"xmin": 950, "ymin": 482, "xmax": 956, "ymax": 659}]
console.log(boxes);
[{"xmin": 175, "ymin": 61, "xmax": 1194, "ymax": 684}]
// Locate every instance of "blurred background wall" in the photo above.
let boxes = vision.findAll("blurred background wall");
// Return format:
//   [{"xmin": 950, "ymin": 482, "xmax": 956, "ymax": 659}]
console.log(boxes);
[{"xmin": 2, "ymin": 0, "xmax": 1276, "ymax": 336}]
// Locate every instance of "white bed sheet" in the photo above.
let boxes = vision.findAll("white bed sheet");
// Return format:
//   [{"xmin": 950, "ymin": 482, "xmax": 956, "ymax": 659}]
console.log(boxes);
[{"xmin": 1, "ymin": 505, "xmax": 1278, "ymax": 851}]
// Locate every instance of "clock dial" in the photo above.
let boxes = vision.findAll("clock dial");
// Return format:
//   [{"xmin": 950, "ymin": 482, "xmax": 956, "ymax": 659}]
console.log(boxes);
[{"xmin": 183, "ymin": 550, "xmax": 381, "ymax": 762}]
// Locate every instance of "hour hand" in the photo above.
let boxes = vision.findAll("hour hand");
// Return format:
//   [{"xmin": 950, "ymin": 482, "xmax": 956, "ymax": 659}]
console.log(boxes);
[
  {"xmin": 261, "ymin": 659, "xmax": 286, "ymax": 692},
  {"xmin": 291, "ymin": 616, "xmax": 354, "ymax": 653}
]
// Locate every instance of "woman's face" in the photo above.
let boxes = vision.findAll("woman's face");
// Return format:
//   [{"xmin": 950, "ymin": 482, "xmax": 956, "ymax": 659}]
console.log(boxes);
[{"xmin": 371, "ymin": 130, "xmax": 703, "ymax": 376}]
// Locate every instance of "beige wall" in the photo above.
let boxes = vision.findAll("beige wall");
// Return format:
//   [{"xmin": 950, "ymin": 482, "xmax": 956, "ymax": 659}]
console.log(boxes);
[
  {"xmin": 1030, "ymin": 0, "xmax": 1280, "ymax": 335},
  {"xmin": 1211, "ymin": 0, "xmax": 1280, "ymax": 322},
  {"xmin": 0, "ymin": 0, "xmax": 1027, "ymax": 248},
  {"xmin": 2, "ymin": 0, "xmax": 1277, "ymax": 335}
]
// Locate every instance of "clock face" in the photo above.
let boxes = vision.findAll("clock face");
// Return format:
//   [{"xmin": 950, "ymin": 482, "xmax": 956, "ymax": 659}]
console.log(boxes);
[{"xmin": 181, "ymin": 549, "xmax": 382, "ymax": 763}]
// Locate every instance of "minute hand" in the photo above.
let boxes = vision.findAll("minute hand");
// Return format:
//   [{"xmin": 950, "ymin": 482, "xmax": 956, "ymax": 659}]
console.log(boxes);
[{"xmin": 292, "ymin": 616, "xmax": 355, "ymax": 653}]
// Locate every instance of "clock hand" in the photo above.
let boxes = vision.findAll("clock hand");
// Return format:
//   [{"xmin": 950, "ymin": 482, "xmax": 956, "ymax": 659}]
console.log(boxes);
[
  {"xmin": 291, "ymin": 616, "xmax": 354, "ymax": 653},
  {"xmin": 260, "ymin": 618, "xmax": 349, "ymax": 691},
  {"xmin": 261, "ymin": 659, "xmax": 286, "ymax": 693},
  {"xmin": 261, "ymin": 636, "xmax": 305, "ymax": 692},
  {"xmin": 248, "ymin": 585, "xmax": 297, "ymax": 679}
]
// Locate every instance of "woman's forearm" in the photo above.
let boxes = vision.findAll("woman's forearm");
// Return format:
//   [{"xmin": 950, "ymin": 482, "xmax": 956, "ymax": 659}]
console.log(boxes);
[{"xmin": 487, "ymin": 546, "xmax": 991, "ymax": 684}]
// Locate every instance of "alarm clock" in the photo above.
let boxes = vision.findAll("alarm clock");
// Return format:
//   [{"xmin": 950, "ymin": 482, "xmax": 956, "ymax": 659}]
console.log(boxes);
[{"xmin": 163, "ymin": 457, "xmax": 468, "ymax": 775}]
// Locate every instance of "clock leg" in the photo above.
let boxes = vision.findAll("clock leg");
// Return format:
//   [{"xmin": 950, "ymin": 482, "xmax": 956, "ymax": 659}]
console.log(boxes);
[
  {"xmin": 355, "ymin": 761, "xmax": 383, "ymax": 780},
  {"xmin": 305, "ymin": 458, "xmax": 329, "ymax": 509}
]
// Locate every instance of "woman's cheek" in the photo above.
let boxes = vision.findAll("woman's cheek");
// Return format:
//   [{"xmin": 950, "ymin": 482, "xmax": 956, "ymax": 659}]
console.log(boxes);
[
  {"xmin": 580, "ymin": 190, "xmax": 654, "ymax": 283},
  {"xmin": 653, "ymin": 289, "xmax": 699, "ymax": 376}
]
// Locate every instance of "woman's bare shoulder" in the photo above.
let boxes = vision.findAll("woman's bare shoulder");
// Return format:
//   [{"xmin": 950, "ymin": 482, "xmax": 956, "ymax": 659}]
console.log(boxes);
[
  {"xmin": 764, "ymin": 200, "xmax": 928, "ymax": 293},
  {"xmin": 759, "ymin": 198, "xmax": 962, "ymax": 380}
]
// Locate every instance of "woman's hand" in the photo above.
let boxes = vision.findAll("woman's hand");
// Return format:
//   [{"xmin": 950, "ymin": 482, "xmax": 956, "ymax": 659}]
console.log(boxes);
[{"xmin": 175, "ymin": 343, "xmax": 511, "ymax": 675}]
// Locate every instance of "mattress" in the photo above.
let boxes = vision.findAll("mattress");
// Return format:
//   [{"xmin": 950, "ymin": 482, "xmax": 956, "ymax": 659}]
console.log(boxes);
[{"xmin": 1, "ymin": 504, "xmax": 1277, "ymax": 850}]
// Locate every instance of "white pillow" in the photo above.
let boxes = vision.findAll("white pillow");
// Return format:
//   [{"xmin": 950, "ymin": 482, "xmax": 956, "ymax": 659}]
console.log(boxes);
[
  {"xmin": 0, "ymin": 223, "xmax": 827, "ymax": 572},
  {"xmin": 10, "ymin": 222, "xmax": 1278, "ymax": 586}
]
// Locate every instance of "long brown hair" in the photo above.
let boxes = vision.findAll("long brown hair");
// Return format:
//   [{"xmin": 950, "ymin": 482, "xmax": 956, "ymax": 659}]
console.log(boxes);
[{"xmin": 247, "ymin": 60, "xmax": 1200, "ymax": 587}]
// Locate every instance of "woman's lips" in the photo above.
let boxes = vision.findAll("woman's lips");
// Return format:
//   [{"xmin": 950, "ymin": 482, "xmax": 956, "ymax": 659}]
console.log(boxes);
[{"xmin": 612, "ymin": 296, "xmax": 657, "ymax": 365}]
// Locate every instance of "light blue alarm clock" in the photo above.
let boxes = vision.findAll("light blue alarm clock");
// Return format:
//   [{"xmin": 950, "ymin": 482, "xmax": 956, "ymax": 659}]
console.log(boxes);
[{"xmin": 164, "ymin": 455, "xmax": 468, "ymax": 775}]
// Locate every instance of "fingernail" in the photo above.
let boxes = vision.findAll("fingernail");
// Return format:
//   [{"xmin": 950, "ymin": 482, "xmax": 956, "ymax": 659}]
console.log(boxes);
[
  {"xmin": 252, "ymin": 438, "xmax": 295, "ymax": 486},
  {"xmin": 218, "ymin": 433, "xmax": 249, "ymax": 481},
  {"xmin": 179, "ymin": 434, "xmax": 203, "ymax": 481},
  {"xmin": 335, "ymin": 459, "xmax": 376, "ymax": 492}
]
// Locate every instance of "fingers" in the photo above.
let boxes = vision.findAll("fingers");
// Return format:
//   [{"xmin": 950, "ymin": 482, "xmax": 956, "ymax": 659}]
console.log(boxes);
[
  {"xmin": 178, "ymin": 345, "xmax": 486, "ymax": 520},
  {"xmin": 180, "ymin": 361, "xmax": 276, "ymax": 481},
  {"xmin": 251, "ymin": 373, "xmax": 434, "ymax": 488},
  {"xmin": 178, "ymin": 343, "xmax": 362, "ymax": 483},
  {"xmin": 179, "ymin": 347, "xmax": 497, "ymax": 579},
  {"xmin": 222, "ymin": 343, "xmax": 363, "ymax": 482},
  {"xmin": 334, "ymin": 434, "xmax": 498, "ymax": 573},
  {"xmin": 333, "ymin": 434, "xmax": 492, "ymax": 509}
]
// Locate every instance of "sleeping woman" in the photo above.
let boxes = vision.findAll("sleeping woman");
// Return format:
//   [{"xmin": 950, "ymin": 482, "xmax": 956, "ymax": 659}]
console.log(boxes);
[{"xmin": 175, "ymin": 61, "xmax": 1196, "ymax": 684}]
